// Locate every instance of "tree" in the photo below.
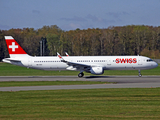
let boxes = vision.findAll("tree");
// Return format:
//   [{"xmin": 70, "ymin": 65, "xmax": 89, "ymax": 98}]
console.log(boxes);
[{"xmin": 46, "ymin": 34, "xmax": 60, "ymax": 55}]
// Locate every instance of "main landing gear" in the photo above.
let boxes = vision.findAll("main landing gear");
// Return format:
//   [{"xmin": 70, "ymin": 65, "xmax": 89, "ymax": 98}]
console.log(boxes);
[
  {"xmin": 138, "ymin": 70, "xmax": 142, "ymax": 77},
  {"xmin": 78, "ymin": 72, "xmax": 84, "ymax": 78}
]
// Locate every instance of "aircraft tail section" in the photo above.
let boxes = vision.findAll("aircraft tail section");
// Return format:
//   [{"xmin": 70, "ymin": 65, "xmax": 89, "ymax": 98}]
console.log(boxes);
[{"xmin": 4, "ymin": 36, "xmax": 29, "ymax": 58}]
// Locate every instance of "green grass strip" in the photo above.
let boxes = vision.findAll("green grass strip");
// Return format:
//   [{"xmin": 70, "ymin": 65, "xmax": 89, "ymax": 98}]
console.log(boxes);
[
  {"xmin": 0, "ymin": 88, "xmax": 160, "ymax": 119},
  {"xmin": 0, "ymin": 63, "xmax": 160, "ymax": 76}
]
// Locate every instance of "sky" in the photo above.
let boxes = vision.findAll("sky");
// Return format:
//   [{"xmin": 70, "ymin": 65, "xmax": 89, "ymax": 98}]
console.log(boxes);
[{"xmin": 0, "ymin": 0, "xmax": 160, "ymax": 31}]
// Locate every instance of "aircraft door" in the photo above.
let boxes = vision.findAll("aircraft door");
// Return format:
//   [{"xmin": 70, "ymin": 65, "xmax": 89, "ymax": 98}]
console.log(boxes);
[
  {"xmin": 107, "ymin": 59, "xmax": 111, "ymax": 65},
  {"xmin": 28, "ymin": 58, "xmax": 32, "ymax": 67},
  {"xmin": 138, "ymin": 57, "xmax": 142, "ymax": 65}
]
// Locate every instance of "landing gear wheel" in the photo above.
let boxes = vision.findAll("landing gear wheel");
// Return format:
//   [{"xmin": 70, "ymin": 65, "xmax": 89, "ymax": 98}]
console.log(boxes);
[
  {"xmin": 78, "ymin": 72, "xmax": 84, "ymax": 78},
  {"xmin": 138, "ymin": 70, "xmax": 142, "ymax": 77},
  {"xmin": 138, "ymin": 74, "xmax": 142, "ymax": 77}
]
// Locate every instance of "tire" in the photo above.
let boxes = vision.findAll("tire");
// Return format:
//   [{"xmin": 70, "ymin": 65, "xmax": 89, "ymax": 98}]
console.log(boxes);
[
  {"xmin": 138, "ymin": 74, "xmax": 142, "ymax": 77},
  {"xmin": 78, "ymin": 73, "xmax": 84, "ymax": 78}
]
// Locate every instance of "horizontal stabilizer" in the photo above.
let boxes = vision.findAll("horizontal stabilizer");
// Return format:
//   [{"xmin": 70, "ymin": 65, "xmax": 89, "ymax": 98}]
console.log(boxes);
[{"xmin": 2, "ymin": 58, "xmax": 21, "ymax": 62}]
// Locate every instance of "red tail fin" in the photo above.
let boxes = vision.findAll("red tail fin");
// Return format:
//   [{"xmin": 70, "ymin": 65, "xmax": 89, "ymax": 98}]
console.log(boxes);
[
  {"xmin": 5, "ymin": 36, "xmax": 27, "ymax": 55},
  {"xmin": 4, "ymin": 36, "xmax": 29, "ymax": 58}
]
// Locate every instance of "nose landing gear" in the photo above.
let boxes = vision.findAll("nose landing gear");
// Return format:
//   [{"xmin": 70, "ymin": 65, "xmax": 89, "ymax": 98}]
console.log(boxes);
[
  {"xmin": 138, "ymin": 70, "xmax": 142, "ymax": 77},
  {"xmin": 78, "ymin": 72, "xmax": 84, "ymax": 78}
]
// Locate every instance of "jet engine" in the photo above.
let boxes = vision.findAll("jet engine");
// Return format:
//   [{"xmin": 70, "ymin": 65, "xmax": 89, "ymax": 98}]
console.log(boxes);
[{"xmin": 90, "ymin": 66, "xmax": 104, "ymax": 75}]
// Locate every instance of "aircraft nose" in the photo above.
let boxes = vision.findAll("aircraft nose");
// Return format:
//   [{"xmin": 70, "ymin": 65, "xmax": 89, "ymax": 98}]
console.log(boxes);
[{"xmin": 153, "ymin": 62, "xmax": 158, "ymax": 68}]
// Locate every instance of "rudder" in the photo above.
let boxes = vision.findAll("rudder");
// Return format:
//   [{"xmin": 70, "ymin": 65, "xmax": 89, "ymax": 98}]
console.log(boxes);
[{"xmin": 4, "ymin": 36, "xmax": 29, "ymax": 58}]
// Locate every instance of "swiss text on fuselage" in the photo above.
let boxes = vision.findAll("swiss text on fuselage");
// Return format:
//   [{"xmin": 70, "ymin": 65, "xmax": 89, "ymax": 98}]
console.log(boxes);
[{"xmin": 116, "ymin": 58, "xmax": 137, "ymax": 64}]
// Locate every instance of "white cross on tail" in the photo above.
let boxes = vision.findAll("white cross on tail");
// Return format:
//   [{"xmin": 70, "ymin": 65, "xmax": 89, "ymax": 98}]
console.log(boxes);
[{"xmin": 9, "ymin": 42, "xmax": 18, "ymax": 52}]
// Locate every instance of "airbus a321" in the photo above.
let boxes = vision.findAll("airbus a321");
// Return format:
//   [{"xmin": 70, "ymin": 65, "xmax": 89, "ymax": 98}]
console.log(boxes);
[{"xmin": 2, "ymin": 36, "xmax": 158, "ymax": 77}]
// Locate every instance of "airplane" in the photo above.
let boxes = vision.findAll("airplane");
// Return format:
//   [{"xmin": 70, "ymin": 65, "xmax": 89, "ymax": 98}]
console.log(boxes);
[{"xmin": 2, "ymin": 36, "xmax": 158, "ymax": 77}]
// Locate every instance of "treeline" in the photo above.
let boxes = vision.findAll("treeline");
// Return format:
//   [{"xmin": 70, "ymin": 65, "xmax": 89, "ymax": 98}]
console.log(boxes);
[{"xmin": 0, "ymin": 25, "xmax": 160, "ymax": 61}]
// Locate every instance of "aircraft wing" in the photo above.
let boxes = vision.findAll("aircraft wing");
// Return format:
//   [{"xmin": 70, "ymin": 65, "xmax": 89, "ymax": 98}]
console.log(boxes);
[
  {"xmin": 64, "ymin": 60, "xmax": 90, "ymax": 67},
  {"xmin": 57, "ymin": 52, "xmax": 91, "ymax": 70}
]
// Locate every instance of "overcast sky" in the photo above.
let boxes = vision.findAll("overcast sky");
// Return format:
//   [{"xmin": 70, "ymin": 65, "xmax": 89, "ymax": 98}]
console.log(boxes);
[{"xmin": 0, "ymin": 0, "xmax": 160, "ymax": 31}]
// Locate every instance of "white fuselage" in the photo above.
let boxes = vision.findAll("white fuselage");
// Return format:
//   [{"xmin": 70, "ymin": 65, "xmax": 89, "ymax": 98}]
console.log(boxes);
[{"xmin": 4, "ymin": 55, "xmax": 158, "ymax": 71}]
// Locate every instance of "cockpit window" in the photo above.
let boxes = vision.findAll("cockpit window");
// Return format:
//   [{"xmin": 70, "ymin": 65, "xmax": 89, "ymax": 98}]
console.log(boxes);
[{"xmin": 146, "ymin": 59, "xmax": 153, "ymax": 62}]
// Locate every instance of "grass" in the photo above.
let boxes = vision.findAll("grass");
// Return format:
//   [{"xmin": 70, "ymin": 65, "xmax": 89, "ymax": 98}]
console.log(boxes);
[
  {"xmin": 0, "ymin": 81, "xmax": 112, "ymax": 87},
  {"xmin": 0, "ymin": 63, "xmax": 160, "ymax": 76},
  {"xmin": 0, "ymin": 88, "xmax": 160, "ymax": 119},
  {"xmin": 0, "ymin": 63, "xmax": 80, "ymax": 76},
  {"xmin": 0, "ymin": 63, "xmax": 160, "ymax": 119}
]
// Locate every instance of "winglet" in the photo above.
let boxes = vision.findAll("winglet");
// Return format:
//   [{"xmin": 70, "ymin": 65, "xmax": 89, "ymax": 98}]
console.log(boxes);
[
  {"xmin": 57, "ymin": 52, "xmax": 62, "ymax": 59},
  {"xmin": 57, "ymin": 52, "xmax": 65, "ymax": 62},
  {"xmin": 65, "ymin": 52, "xmax": 69, "ymax": 57}
]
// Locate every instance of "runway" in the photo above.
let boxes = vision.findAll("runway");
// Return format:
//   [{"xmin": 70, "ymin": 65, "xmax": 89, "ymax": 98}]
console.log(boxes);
[{"xmin": 0, "ymin": 76, "xmax": 160, "ymax": 91}]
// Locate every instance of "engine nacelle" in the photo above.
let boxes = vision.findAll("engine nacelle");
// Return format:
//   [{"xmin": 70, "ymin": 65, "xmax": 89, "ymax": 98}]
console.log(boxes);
[{"xmin": 90, "ymin": 66, "xmax": 104, "ymax": 75}]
